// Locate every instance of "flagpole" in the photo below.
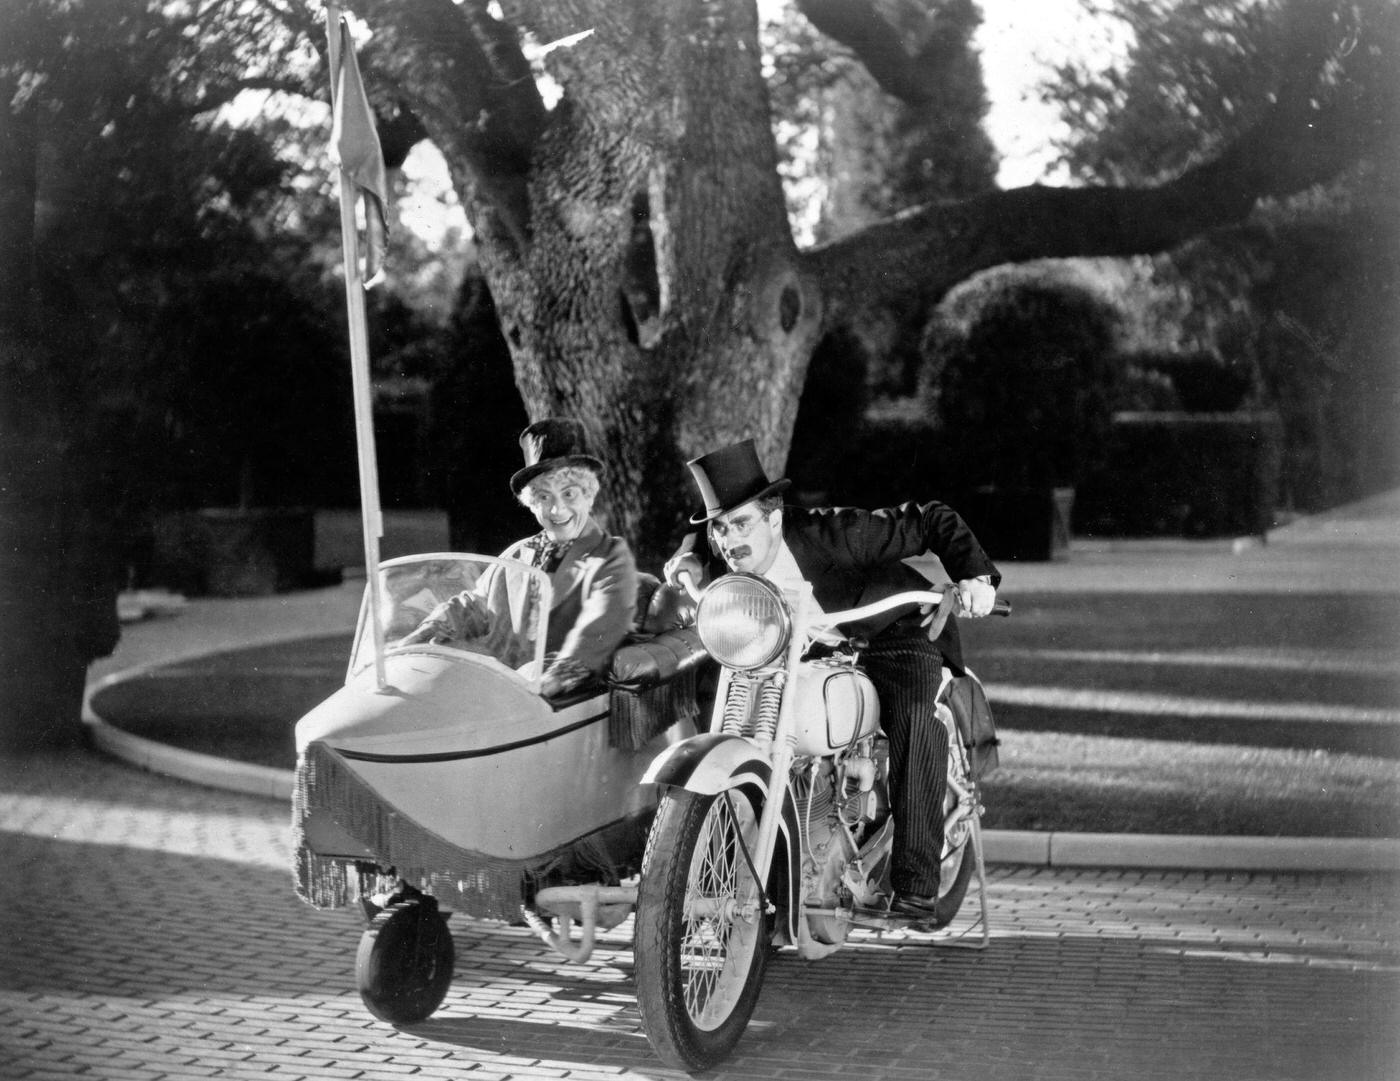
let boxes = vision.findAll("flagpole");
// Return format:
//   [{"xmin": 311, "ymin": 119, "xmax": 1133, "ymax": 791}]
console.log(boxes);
[{"xmin": 325, "ymin": 2, "xmax": 387, "ymax": 689}]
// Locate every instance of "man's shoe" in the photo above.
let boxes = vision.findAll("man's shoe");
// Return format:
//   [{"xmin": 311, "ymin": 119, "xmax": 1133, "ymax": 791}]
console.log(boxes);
[{"xmin": 890, "ymin": 892, "xmax": 941, "ymax": 919}]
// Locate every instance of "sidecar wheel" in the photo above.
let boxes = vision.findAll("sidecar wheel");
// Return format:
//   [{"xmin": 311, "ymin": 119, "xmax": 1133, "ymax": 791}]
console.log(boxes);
[
  {"xmin": 634, "ymin": 788, "xmax": 769, "ymax": 1072},
  {"xmin": 355, "ymin": 899, "xmax": 454, "ymax": 1024}
]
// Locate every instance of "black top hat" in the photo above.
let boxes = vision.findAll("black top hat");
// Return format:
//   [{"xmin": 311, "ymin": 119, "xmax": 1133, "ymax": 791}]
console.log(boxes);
[
  {"xmin": 510, "ymin": 418, "xmax": 605, "ymax": 494},
  {"xmin": 686, "ymin": 439, "xmax": 791, "ymax": 524}
]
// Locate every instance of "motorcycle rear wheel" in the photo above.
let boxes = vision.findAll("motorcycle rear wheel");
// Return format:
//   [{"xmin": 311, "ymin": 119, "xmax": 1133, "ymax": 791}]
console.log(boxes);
[
  {"xmin": 634, "ymin": 788, "xmax": 769, "ymax": 1072},
  {"xmin": 927, "ymin": 831, "xmax": 976, "ymax": 929}
]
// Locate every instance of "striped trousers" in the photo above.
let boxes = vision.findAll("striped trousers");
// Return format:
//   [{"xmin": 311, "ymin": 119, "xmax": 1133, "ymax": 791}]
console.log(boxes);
[{"xmin": 859, "ymin": 634, "xmax": 949, "ymax": 897}]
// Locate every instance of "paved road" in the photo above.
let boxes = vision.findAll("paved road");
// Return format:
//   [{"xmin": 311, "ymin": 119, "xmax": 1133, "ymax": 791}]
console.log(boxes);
[{"xmin": 3, "ymin": 748, "xmax": 1397, "ymax": 1081}]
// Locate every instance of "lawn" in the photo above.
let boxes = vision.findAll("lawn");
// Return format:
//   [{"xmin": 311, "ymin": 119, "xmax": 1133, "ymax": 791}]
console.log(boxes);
[{"xmin": 982, "ymin": 729, "xmax": 1399, "ymax": 837}]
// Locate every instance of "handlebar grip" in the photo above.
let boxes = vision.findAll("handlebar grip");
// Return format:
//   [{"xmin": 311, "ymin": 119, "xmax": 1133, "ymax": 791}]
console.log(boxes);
[
  {"xmin": 992, "ymin": 599, "xmax": 1012, "ymax": 616},
  {"xmin": 677, "ymin": 570, "xmax": 701, "ymax": 601}
]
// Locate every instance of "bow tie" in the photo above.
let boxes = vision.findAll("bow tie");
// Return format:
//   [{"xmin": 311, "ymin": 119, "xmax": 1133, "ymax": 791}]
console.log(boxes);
[{"xmin": 528, "ymin": 535, "xmax": 573, "ymax": 573}]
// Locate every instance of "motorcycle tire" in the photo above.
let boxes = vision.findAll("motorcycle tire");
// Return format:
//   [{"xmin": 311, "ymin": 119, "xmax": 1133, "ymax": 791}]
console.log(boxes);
[
  {"xmin": 927, "ymin": 834, "xmax": 976, "ymax": 929},
  {"xmin": 634, "ymin": 787, "xmax": 769, "ymax": 1072}
]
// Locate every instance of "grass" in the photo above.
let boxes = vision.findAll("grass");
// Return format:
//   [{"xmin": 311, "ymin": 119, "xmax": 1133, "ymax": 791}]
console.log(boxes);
[{"xmin": 982, "ymin": 729, "xmax": 1400, "ymax": 837}]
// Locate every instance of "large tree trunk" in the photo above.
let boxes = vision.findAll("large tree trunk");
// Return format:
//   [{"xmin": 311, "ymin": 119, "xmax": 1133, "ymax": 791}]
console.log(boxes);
[
  {"xmin": 367, "ymin": 0, "xmax": 821, "ymax": 563},
  {"xmin": 498, "ymin": 0, "xmax": 824, "ymax": 554}
]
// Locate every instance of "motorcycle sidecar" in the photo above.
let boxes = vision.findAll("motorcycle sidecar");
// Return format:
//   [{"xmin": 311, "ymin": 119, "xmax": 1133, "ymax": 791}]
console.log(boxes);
[{"xmin": 291, "ymin": 553, "xmax": 705, "ymax": 1023}]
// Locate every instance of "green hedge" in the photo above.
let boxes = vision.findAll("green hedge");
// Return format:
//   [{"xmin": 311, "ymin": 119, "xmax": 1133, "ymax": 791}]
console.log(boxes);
[{"xmin": 1075, "ymin": 411, "xmax": 1282, "ymax": 538}]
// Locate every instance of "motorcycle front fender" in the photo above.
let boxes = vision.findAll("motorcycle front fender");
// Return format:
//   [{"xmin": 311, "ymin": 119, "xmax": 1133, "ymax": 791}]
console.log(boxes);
[{"xmin": 641, "ymin": 732, "xmax": 771, "ymax": 794}]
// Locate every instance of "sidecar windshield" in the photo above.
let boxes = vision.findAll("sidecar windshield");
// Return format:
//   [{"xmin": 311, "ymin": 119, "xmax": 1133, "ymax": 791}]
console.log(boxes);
[{"xmin": 348, "ymin": 553, "xmax": 552, "ymax": 678}]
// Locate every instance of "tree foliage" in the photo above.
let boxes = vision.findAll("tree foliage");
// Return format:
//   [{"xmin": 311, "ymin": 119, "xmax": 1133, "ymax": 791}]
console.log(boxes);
[
  {"xmin": 766, "ymin": 0, "xmax": 998, "ymax": 241},
  {"xmin": 1043, "ymin": 0, "xmax": 1400, "ymax": 507},
  {"xmin": 1050, "ymin": 0, "xmax": 1397, "ymax": 186},
  {"xmin": 0, "ymin": 0, "xmax": 346, "ymax": 745}
]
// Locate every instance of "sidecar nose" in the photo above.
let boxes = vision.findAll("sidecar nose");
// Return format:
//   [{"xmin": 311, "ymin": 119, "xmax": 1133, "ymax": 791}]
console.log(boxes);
[{"xmin": 294, "ymin": 649, "xmax": 549, "ymax": 757}]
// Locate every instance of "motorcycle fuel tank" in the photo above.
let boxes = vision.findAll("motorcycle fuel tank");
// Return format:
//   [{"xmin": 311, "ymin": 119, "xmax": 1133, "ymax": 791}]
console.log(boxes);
[{"xmin": 788, "ymin": 660, "xmax": 880, "ymax": 756}]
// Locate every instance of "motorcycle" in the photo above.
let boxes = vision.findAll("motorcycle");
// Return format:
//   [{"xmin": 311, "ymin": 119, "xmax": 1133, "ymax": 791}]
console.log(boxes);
[{"xmin": 628, "ymin": 572, "xmax": 1009, "ymax": 1071}]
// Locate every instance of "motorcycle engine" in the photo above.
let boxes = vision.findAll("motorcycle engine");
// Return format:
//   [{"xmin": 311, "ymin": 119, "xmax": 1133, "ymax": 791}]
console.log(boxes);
[{"xmin": 792, "ymin": 744, "xmax": 888, "ymax": 946}]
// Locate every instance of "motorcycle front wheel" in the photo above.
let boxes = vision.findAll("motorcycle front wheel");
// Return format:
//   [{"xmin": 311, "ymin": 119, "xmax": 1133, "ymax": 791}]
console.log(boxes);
[{"xmin": 634, "ymin": 788, "xmax": 769, "ymax": 1072}]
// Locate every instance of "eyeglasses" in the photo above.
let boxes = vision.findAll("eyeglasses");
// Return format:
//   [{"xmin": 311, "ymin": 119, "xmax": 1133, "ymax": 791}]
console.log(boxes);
[{"xmin": 709, "ymin": 510, "xmax": 767, "ymax": 540}]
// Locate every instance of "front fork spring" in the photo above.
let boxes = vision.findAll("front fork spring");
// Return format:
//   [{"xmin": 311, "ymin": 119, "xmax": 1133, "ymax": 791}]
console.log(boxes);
[
  {"xmin": 720, "ymin": 673, "xmax": 785, "ymax": 740},
  {"xmin": 720, "ymin": 678, "xmax": 752, "ymax": 735},
  {"xmin": 752, "ymin": 678, "xmax": 783, "ymax": 741}
]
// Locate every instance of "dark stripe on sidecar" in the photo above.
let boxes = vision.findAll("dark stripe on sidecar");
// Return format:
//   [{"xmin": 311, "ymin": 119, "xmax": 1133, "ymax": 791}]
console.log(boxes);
[{"xmin": 334, "ymin": 710, "xmax": 610, "ymax": 763}]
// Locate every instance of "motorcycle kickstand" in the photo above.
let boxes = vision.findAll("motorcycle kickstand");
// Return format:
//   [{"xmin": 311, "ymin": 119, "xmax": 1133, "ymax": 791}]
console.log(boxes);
[{"xmin": 929, "ymin": 813, "xmax": 990, "ymax": 951}]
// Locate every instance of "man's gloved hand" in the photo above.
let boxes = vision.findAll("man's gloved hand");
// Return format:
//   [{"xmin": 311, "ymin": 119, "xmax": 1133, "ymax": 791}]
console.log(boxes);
[
  {"xmin": 956, "ymin": 575, "xmax": 996, "ymax": 617},
  {"xmin": 397, "ymin": 622, "xmax": 446, "ymax": 646},
  {"xmin": 664, "ymin": 552, "xmax": 705, "ymax": 597}
]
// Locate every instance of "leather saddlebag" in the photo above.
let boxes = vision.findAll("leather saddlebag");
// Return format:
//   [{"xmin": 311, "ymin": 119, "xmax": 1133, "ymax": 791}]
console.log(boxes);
[{"xmin": 944, "ymin": 672, "xmax": 1000, "ymax": 780}]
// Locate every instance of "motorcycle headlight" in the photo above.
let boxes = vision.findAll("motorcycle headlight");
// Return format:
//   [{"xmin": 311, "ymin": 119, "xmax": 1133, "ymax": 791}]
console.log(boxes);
[{"xmin": 696, "ymin": 573, "xmax": 792, "ymax": 670}]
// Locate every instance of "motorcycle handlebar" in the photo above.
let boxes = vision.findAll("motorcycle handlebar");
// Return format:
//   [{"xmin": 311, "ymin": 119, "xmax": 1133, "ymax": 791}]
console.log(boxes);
[
  {"xmin": 808, "ymin": 586, "xmax": 1010, "ymax": 639},
  {"xmin": 673, "ymin": 577, "xmax": 1010, "ymax": 627}
]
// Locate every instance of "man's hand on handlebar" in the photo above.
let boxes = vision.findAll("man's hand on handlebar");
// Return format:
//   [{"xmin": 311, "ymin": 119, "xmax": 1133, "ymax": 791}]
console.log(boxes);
[
  {"xmin": 957, "ymin": 575, "xmax": 997, "ymax": 618},
  {"xmin": 664, "ymin": 552, "xmax": 705, "ymax": 598}
]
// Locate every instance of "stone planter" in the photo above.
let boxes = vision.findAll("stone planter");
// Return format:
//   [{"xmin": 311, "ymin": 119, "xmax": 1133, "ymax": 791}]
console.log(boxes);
[{"xmin": 154, "ymin": 506, "xmax": 315, "ymax": 596}]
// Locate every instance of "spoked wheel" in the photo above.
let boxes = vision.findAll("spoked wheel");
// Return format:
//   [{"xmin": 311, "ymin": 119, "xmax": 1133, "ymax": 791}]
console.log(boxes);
[
  {"xmin": 634, "ymin": 788, "xmax": 769, "ymax": 1072},
  {"xmin": 355, "ymin": 898, "xmax": 454, "ymax": 1024}
]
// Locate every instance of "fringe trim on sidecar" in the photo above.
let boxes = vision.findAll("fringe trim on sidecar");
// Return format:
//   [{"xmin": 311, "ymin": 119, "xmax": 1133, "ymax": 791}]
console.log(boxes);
[
  {"xmin": 291, "ymin": 742, "xmax": 650, "ymax": 921},
  {"xmin": 608, "ymin": 669, "xmax": 699, "ymax": 751}
]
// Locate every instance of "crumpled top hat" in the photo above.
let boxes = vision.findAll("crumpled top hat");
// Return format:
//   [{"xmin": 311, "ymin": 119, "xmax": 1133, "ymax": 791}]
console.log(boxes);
[
  {"xmin": 510, "ymin": 418, "xmax": 605, "ymax": 494},
  {"xmin": 686, "ymin": 439, "xmax": 790, "ymax": 524}
]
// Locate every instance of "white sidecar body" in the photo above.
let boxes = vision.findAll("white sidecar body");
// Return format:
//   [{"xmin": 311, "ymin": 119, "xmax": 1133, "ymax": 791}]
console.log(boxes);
[{"xmin": 293, "ymin": 553, "xmax": 704, "ymax": 922}]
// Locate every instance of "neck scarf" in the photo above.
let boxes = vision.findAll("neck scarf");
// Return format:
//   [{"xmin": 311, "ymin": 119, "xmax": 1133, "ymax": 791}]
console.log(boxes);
[{"xmin": 524, "ymin": 532, "xmax": 573, "ymax": 573}]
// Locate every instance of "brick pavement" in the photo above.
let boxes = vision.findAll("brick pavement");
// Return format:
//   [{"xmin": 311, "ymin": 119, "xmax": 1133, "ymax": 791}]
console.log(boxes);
[{"xmin": 3, "ymin": 749, "xmax": 1397, "ymax": 1081}]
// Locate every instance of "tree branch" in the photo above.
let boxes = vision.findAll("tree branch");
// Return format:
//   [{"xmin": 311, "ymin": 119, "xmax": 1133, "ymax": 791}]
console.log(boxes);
[
  {"xmin": 807, "ymin": 0, "xmax": 1399, "ymax": 328},
  {"xmin": 182, "ymin": 76, "xmax": 315, "ymax": 117},
  {"xmin": 794, "ymin": 0, "xmax": 978, "ymax": 107},
  {"xmin": 357, "ymin": 0, "xmax": 548, "ymax": 250}
]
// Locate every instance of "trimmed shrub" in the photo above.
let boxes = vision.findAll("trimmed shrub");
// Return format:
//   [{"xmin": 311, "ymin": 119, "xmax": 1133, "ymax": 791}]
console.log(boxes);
[
  {"xmin": 1076, "ymin": 411, "xmax": 1282, "ymax": 537},
  {"xmin": 925, "ymin": 272, "xmax": 1122, "ymax": 491}
]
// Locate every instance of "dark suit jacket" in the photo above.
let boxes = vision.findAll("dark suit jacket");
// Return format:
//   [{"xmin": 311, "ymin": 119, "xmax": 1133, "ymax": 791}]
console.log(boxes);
[{"xmin": 689, "ymin": 500, "xmax": 1000, "ymax": 674}]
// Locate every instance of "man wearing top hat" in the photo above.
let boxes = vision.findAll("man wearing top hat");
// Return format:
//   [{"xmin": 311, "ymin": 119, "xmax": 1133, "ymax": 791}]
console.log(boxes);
[
  {"xmin": 402, "ymin": 418, "xmax": 638, "ymax": 698},
  {"xmin": 665, "ymin": 438, "xmax": 999, "ymax": 920}
]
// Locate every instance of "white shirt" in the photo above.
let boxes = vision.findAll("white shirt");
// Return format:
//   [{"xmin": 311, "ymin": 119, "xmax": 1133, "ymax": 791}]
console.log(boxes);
[{"xmin": 761, "ymin": 539, "xmax": 825, "ymax": 615}]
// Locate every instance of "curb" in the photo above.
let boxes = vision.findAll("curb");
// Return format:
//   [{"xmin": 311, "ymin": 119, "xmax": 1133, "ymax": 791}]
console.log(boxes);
[
  {"xmin": 84, "ymin": 671, "xmax": 1400, "ymax": 874},
  {"xmin": 83, "ymin": 670, "xmax": 294, "ymax": 802},
  {"xmin": 983, "ymin": 829, "xmax": 1400, "ymax": 873}
]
